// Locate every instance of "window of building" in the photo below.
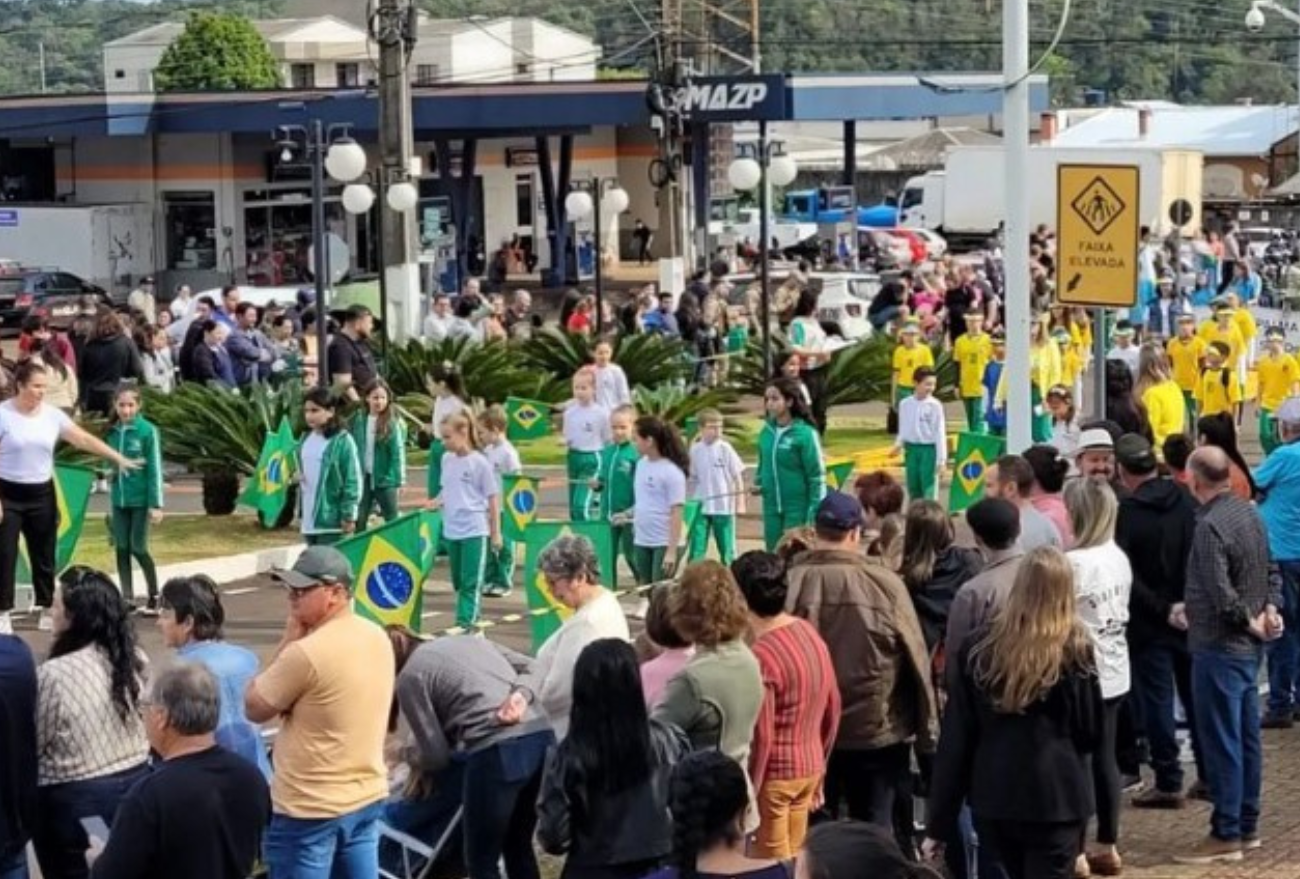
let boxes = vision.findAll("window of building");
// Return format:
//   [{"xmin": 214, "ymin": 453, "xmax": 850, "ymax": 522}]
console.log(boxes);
[
  {"xmin": 114, "ymin": 69, "xmax": 125, "ymax": 79},
  {"xmin": 290, "ymin": 64, "xmax": 315, "ymax": 89},
  {"xmin": 415, "ymin": 64, "xmax": 439, "ymax": 85},
  {"xmin": 515, "ymin": 175, "xmax": 534, "ymax": 227},
  {"xmin": 515, "ymin": 62, "xmax": 530, "ymax": 77},
  {"xmin": 335, "ymin": 63, "xmax": 360, "ymax": 87},
  {"xmin": 163, "ymin": 191, "xmax": 217, "ymax": 271}
]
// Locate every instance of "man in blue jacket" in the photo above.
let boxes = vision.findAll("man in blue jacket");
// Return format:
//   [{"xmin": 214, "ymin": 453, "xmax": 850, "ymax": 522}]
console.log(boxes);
[{"xmin": 226, "ymin": 302, "xmax": 274, "ymax": 387}]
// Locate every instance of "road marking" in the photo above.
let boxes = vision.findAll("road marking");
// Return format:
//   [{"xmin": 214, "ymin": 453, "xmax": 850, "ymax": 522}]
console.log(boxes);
[
  {"xmin": 223, "ymin": 587, "xmax": 259, "ymax": 596},
  {"xmin": 421, "ymin": 610, "xmax": 443, "ymax": 619}
]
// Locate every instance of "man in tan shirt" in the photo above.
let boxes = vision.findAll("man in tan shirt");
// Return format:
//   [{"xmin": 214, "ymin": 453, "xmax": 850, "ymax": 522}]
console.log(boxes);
[{"xmin": 245, "ymin": 546, "xmax": 395, "ymax": 878}]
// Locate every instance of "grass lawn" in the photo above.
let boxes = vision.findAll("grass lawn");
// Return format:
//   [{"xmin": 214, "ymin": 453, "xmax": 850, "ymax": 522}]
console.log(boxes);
[
  {"xmin": 411, "ymin": 415, "xmax": 892, "ymax": 468},
  {"xmin": 74, "ymin": 514, "xmax": 297, "ymax": 572}
]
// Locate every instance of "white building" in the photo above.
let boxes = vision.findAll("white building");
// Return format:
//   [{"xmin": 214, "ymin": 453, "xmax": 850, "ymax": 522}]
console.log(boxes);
[{"xmin": 103, "ymin": 14, "xmax": 600, "ymax": 94}]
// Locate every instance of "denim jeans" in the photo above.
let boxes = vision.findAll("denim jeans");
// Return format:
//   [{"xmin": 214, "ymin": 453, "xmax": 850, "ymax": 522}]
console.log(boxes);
[
  {"xmin": 264, "ymin": 800, "xmax": 385, "ymax": 879},
  {"xmin": 0, "ymin": 848, "xmax": 27, "ymax": 879},
  {"xmin": 1132, "ymin": 641, "xmax": 1204, "ymax": 793},
  {"xmin": 32, "ymin": 761, "xmax": 151, "ymax": 879},
  {"xmin": 1191, "ymin": 650, "xmax": 1263, "ymax": 841},
  {"xmin": 461, "ymin": 730, "xmax": 553, "ymax": 879},
  {"xmin": 1266, "ymin": 560, "xmax": 1300, "ymax": 716}
]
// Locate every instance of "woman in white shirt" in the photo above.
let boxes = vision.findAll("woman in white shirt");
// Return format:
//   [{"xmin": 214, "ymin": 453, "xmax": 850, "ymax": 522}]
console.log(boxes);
[
  {"xmin": 497, "ymin": 534, "xmax": 629, "ymax": 739},
  {"xmin": 1064, "ymin": 477, "xmax": 1132, "ymax": 877},
  {"xmin": 0, "ymin": 361, "xmax": 140, "ymax": 633},
  {"xmin": 787, "ymin": 288, "xmax": 832, "ymax": 433}
]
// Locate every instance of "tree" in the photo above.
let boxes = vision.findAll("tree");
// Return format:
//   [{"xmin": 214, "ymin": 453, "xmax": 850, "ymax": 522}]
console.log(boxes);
[{"xmin": 154, "ymin": 11, "xmax": 281, "ymax": 92}]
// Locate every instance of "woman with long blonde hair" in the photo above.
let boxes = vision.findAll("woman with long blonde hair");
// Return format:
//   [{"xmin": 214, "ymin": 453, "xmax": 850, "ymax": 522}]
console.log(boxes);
[
  {"xmin": 922, "ymin": 547, "xmax": 1101, "ymax": 879},
  {"xmin": 1136, "ymin": 343, "xmax": 1187, "ymax": 451}
]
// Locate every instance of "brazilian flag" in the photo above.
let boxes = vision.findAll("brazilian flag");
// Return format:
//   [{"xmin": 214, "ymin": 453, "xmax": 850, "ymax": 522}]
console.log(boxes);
[
  {"xmin": 238, "ymin": 417, "xmax": 297, "ymax": 527},
  {"xmin": 16, "ymin": 464, "xmax": 93, "ymax": 583},
  {"xmin": 502, "ymin": 474, "xmax": 541, "ymax": 541},
  {"xmin": 505, "ymin": 397, "xmax": 552, "ymax": 442},
  {"xmin": 521, "ymin": 520, "xmax": 615, "ymax": 650},
  {"xmin": 949, "ymin": 432, "xmax": 1006, "ymax": 514},
  {"xmin": 339, "ymin": 510, "xmax": 441, "ymax": 630},
  {"xmin": 825, "ymin": 458, "xmax": 855, "ymax": 492}
]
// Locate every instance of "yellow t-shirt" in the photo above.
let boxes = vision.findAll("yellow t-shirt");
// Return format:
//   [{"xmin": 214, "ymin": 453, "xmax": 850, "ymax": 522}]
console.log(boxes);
[
  {"xmin": 1142, "ymin": 380, "xmax": 1187, "ymax": 451},
  {"xmin": 1256, "ymin": 352, "xmax": 1300, "ymax": 411},
  {"xmin": 1195, "ymin": 366, "xmax": 1242, "ymax": 418},
  {"xmin": 1234, "ymin": 308, "xmax": 1258, "ymax": 345},
  {"xmin": 893, "ymin": 344, "xmax": 935, "ymax": 389},
  {"xmin": 255, "ymin": 612, "xmax": 396, "ymax": 818},
  {"xmin": 1198, "ymin": 321, "xmax": 1246, "ymax": 365},
  {"xmin": 1029, "ymin": 341, "xmax": 1062, "ymax": 397},
  {"xmin": 1061, "ymin": 347, "xmax": 1083, "ymax": 388},
  {"xmin": 1166, "ymin": 336, "xmax": 1207, "ymax": 392},
  {"xmin": 953, "ymin": 332, "xmax": 992, "ymax": 399}
]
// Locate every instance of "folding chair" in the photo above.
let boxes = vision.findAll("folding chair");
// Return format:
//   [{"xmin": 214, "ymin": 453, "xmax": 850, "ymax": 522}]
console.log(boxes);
[{"xmin": 378, "ymin": 806, "xmax": 464, "ymax": 879}]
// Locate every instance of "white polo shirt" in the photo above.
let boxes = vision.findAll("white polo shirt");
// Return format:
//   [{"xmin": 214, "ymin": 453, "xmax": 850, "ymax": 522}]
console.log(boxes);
[
  {"xmin": 439, "ymin": 451, "xmax": 499, "ymax": 540},
  {"xmin": 562, "ymin": 401, "xmax": 611, "ymax": 453},
  {"xmin": 633, "ymin": 457, "xmax": 687, "ymax": 548},
  {"xmin": 688, "ymin": 438, "xmax": 745, "ymax": 516}
]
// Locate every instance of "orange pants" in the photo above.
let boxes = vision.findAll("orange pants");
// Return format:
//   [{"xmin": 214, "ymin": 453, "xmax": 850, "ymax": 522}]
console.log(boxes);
[{"xmin": 752, "ymin": 775, "xmax": 820, "ymax": 859}]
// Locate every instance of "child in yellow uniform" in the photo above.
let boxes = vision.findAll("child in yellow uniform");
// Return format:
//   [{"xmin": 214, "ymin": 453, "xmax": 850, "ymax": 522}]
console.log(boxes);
[
  {"xmin": 1138, "ymin": 346, "xmax": 1187, "ymax": 454},
  {"xmin": 952, "ymin": 312, "xmax": 992, "ymax": 432},
  {"xmin": 1166, "ymin": 313, "xmax": 1207, "ymax": 425},
  {"xmin": 1198, "ymin": 304, "xmax": 1246, "ymax": 370},
  {"xmin": 1195, "ymin": 341, "xmax": 1242, "ymax": 419},
  {"xmin": 891, "ymin": 318, "xmax": 934, "ymax": 406},
  {"xmin": 1225, "ymin": 292, "xmax": 1258, "ymax": 363},
  {"xmin": 1028, "ymin": 314, "xmax": 1062, "ymax": 443},
  {"xmin": 1054, "ymin": 327, "xmax": 1084, "ymax": 402},
  {"xmin": 1255, "ymin": 326, "xmax": 1299, "ymax": 456}
]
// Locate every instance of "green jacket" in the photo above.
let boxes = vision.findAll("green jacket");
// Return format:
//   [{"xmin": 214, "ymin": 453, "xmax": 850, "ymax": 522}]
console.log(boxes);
[
  {"xmin": 109, "ymin": 416, "xmax": 164, "ymax": 510},
  {"xmin": 596, "ymin": 441, "xmax": 639, "ymax": 518},
  {"xmin": 756, "ymin": 417, "xmax": 825, "ymax": 520},
  {"xmin": 296, "ymin": 431, "xmax": 362, "ymax": 532},
  {"xmin": 348, "ymin": 413, "xmax": 407, "ymax": 490}
]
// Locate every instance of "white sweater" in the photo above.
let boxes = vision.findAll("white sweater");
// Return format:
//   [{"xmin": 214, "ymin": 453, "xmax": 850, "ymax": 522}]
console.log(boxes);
[{"xmin": 1067, "ymin": 541, "xmax": 1133, "ymax": 699}]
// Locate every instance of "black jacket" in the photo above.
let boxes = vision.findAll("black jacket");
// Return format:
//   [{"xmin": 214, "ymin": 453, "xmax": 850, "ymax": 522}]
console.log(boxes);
[
  {"xmin": 0, "ymin": 637, "xmax": 36, "ymax": 862},
  {"xmin": 908, "ymin": 546, "xmax": 984, "ymax": 653},
  {"xmin": 78, "ymin": 334, "xmax": 143, "ymax": 414},
  {"xmin": 537, "ymin": 720, "xmax": 689, "ymax": 870},
  {"xmin": 1115, "ymin": 476, "xmax": 1198, "ymax": 648},
  {"xmin": 927, "ymin": 638, "xmax": 1102, "ymax": 840}
]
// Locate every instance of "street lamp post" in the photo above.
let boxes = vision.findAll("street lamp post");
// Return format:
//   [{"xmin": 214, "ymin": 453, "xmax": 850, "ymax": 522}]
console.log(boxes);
[
  {"xmin": 565, "ymin": 179, "xmax": 630, "ymax": 333},
  {"xmin": 340, "ymin": 170, "xmax": 420, "ymax": 358},
  {"xmin": 1246, "ymin": 0, "xmax": 1300, "ymax": 111},
  {"xmin": 275, "ymin": 122, "xmax": 368, "ymax": 387},
  {"xmin": 728, "ymin": 127, "xmax": 798, "ymax": 379}
]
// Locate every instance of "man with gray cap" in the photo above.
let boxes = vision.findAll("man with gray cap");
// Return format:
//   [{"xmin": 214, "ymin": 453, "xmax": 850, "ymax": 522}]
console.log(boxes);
[
  {"xmin": 89, "ymin": 662, "xmax": 270, "ymax": 879},
  {"xmin": 245, "ymin": 546, "xmax": 396, "ymax": 878},
  {"xmin": 1253, "ymin": 396, "xmax": 1300, "ymax": 728}
]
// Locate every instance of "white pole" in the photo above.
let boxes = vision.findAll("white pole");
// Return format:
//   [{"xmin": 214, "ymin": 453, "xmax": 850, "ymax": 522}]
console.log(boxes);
[{"xmin": 1003, "ymin": 0, "xmax": 1033, "ymax": 452}]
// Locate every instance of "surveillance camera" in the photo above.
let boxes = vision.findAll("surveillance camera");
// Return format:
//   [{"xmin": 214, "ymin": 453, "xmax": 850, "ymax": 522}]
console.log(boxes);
[{"xmin": 1245, "ymin": 6, "xmax": 1267, "ymax": 32}]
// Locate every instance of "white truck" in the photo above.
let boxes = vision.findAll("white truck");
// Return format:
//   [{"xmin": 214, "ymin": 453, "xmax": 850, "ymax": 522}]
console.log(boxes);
[
  {"xmin": 899, "ymin": 146, "xmax": 1204, "ymax": 247},
  {"xmin": 0, "ymin": 204, "xmax": 156, "ymax": 299}
]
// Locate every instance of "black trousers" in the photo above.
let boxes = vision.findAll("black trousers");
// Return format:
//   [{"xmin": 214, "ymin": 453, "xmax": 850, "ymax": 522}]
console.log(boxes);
[
  {"xmin": 0, "ymin": 478, "xmax": 58, "ymax": 611},
  {"xmin": 802, "ymin": 368, "xmax": 829, "ymax": 435},
  {"xmin": 975, "ymin": 818, "xmax": 1086, "ymax": 879},
  {"xmin": 1092, "ymin": 697, "xmax": 1123, "ymax": 846},
  {"xmin": 825, "ymin": 744, "xmax": 912, "ymax": 849}
]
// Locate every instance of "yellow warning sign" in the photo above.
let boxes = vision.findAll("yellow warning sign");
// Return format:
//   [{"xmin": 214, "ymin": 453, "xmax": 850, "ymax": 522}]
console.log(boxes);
[{"xmin": 1056, "ymin": 164, "xmax": 1140, "ymax": 307}]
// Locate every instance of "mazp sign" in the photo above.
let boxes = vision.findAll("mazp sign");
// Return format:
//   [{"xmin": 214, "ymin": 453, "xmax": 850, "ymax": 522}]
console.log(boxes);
[{"xmin": 674, "ymin": 75, "xmax": 786, "ymax": 122}]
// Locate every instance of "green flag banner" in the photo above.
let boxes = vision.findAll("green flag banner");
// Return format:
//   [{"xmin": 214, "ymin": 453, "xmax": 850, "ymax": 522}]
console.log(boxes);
[
  {"xmin": 339, "ymin": 510, "xmax": 440, "ymax": 630},
  {"xmin": 17, "ymin": 464, "xmax": 94, "ymax": 584},
  {"xmin": 502, "ymin": 474, "xmax": 542, "ymax": 541},
  {"xmin": 825, "ymin": 458, "xmax": 855, "ymax": 492},
  {"xmin": 505, "ymin": 397, "xmax": 553, "ymax": 442},
  {"xmin": 522, "ymin": 520, "xmax": 615, "ymax": 650},
  {"xmin": 239, "ymin": 417, "xmax": 297, "ymax": 527},
  {"xmin": 949, "ymin": 432, "xmax": 1006, "ymax": 514}
]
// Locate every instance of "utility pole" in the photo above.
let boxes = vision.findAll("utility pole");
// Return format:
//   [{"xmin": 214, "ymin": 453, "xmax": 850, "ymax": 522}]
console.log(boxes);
[
  {"xmin": 1003, "ymin": 0, "xmax": 1033, "ymax": 452},
  {"xmin": 371, "ymin": 0, "xmax": 419, "ymax": 342}
]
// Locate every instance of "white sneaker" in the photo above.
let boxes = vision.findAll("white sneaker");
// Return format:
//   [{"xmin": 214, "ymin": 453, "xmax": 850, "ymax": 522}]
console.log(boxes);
[
  {"xmin": 37, "ymin": 611, "xmax": 53, "ymax": 632},
  {"xmin": 0, "ymin": 612, "xmax": 11, "ymax": 635}
]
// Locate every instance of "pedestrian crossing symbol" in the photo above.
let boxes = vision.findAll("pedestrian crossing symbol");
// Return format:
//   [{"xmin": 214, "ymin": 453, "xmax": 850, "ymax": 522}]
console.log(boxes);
[
  {"xmin": 1070, "ymin": 176, "xmax": 1127, "ymax": 237},
  {"xmin": 1057, "ymin": 164, "xmax": 1140, "ymax": 307}
]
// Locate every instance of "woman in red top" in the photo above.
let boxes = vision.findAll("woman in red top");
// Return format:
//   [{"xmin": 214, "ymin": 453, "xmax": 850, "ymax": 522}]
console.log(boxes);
[
  {"xmin": 732, "ymin": 551, "xmax": 841, "ymax": 859},
  {"xmin": 566, "ymin": 295, "xmax": 596, "ymax": 336}
]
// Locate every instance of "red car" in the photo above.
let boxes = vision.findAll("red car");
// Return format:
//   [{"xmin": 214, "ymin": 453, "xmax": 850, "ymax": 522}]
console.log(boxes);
[{"xmin": 884, "ymin": 229, "xmax": 929, "ymax": 266}]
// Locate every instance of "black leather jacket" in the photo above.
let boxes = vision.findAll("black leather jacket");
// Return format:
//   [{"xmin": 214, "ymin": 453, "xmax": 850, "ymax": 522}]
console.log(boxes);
[{"xmin": 536, "ymin": 720, "xmax": 689, "ymax": 869}]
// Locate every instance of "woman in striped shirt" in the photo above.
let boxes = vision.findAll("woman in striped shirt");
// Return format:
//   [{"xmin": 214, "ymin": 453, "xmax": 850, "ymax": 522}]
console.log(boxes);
[{"xmin": 732, "ymin": 551, "xmax": 841, "ymax": 859}]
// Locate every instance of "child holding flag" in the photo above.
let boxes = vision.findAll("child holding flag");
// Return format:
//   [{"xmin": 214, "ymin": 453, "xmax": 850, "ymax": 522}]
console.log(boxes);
[
  {"xmin": 427, "ymin": 412, "xmax": 501, "ymax": 628},
  {"xmin": 631, "ymin": 416, "xmax": 688, "ymax": 588},
  {"xmin": 1255, "ymin": 326, "xmax": 1299, "ymax": 455},
  {"xmin": 478, "ymin": 405, "xmax": 521, "ymax": 597},
  {"xmin": 108, "ymin": 383, "xmax": 163, "ymax": 614},
  {"xmin": 592, "ymin": 338, "xmax": 632, "ymax": 410},
  {"xmin": 1195, "ymin": 341, "xmax": 1241, "ymax": 419},
  {"xmin": 426, "ymin": 363, "xmax": 468, "ymax": 500},
  {"xmin": 891, "ymin": 366, "xmax": 946, "ymax": 501},
  {"xmin": 687, "ymin": 408, "xmax": 745, "ymax": 565},
  {"xmin": 297, "ymin": 387, "xmax": 361, "ymax": 546},
  {"xmin": 562, "ymin": 366, "xmax": 611, "ymax": 521},
  {"xmin": 891, "ymin": 318, "xmax": 934, "ymax": 407},
  {"xmin": 351, "ymin": 379, "xmax": 406, "ymax": 528},
  {"xmin": 755, "ymin": 377, "xmax": 826, "ymax": 551},
  {"xmin": 592, "ymin": 404, "xmax": 639, "ymax": 583},
  {"xmin": 952, "ymin": 311, "xmax": 992, "ymax": 432}
]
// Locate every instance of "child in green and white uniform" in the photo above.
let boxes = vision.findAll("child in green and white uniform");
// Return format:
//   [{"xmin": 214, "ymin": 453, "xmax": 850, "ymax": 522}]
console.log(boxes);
[
  {"xmin": 297, "ymin": 387, "xmax": 362, "ymax": 547},
  {"xmin": 631, "ymin": 416, "xmax": 688, "ymax": 589},
  {"xmin": 478, "ymin": 405, "xmax": 521, "ymax": 598},
  {"xmin": 756, "ymin": 377, "xmax": 826, "ymax": 551},
  {"xmin": 425, "ymin": 363, "xmax": 468, "ymax": 500},
  {"xmin": 890, "ymin": 366, "xmax": 946, "ymax": 501},
  {"xmin": 687, "ymin": 408, "xmax": 745, "ymax": 565},
  {"xmin": 593, "ymin": 404, "xmax": 639, "ymax": 586},
  {"xmin": 562, "ymin": 366, "xmax": 610, "ymax": 521},
  {"xmin": 108, "ymin": 384, "xmax": 164, "ymax": 613},
  {"xmin": 428, "ymin": 411, "xmax": 501, "ymax": 628},
  {"xmin": 351, "ymin": 379, "xmax": 406, "ymax": 528}
]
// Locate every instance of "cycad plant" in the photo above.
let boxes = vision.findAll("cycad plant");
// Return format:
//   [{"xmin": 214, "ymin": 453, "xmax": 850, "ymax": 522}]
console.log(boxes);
[
  {"xmin": 517, "ymin": 328, "xmax": 696, "ymax": 391},
  {"xmin": 384, "ymin": 336, "xmax": 564, "ymax": 404}
]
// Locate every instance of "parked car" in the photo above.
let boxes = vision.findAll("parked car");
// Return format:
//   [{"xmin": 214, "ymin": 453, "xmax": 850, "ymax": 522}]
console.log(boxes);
[
  {"xmin": 1239, "ymin": 227, "xmax": 1286, "ymax": 261},
  {"xmin": 883, "ymin": 228, "xmax": 929, "ymax": 266},
  {"xmin": 860, "ymin": 228, "xmax": 913, "ymax": 270},
  {"xmin": 725, "ymin": 271, "xmax": 879, "ymax": 342},
  {"xmin": 0, "ymin": 267, "xmax": 111, "ymax": 331},
  {"xmin": 911, "ymin": 228, "xmax": 948, "ymax": 260}
]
